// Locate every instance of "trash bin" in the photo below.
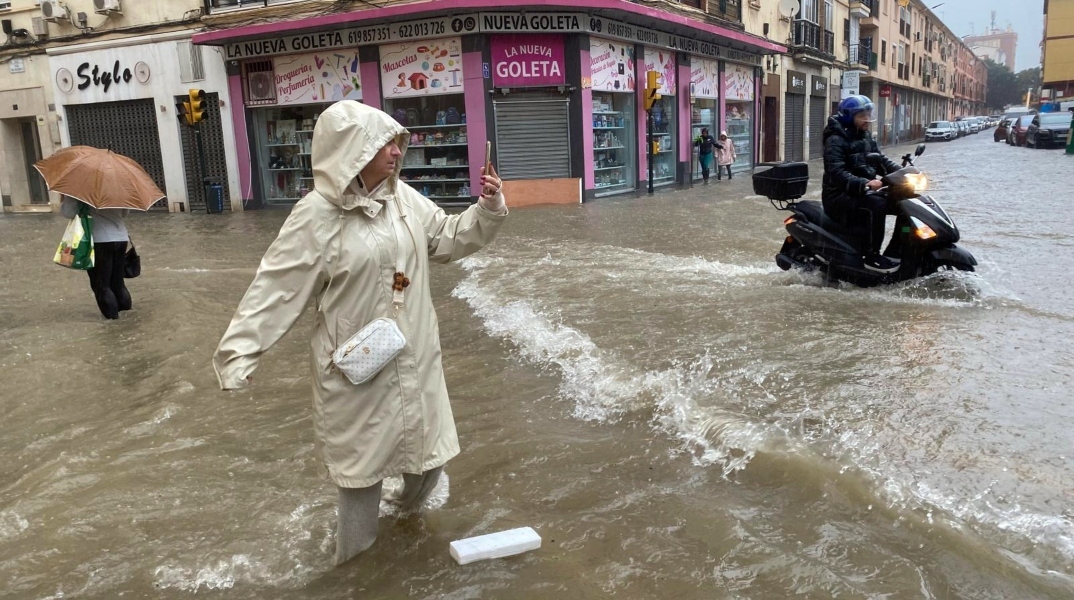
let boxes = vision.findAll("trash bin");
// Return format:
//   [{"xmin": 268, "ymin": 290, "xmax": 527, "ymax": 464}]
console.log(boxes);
[{"xmin": 206, "ymin": 183, "xmax": 224, "ymax": 214}]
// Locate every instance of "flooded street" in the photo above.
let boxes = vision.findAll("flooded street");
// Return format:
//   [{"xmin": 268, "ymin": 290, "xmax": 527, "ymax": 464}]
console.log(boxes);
[{"xmin": 2, "ymin": 134, "xmax": 1072, "ymax": 599}]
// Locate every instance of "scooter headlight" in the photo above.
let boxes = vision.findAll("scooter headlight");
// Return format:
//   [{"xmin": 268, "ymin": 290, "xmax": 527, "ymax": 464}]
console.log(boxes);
[
  {"xmin": 911, "ymin": 216, "xmax": 937, "ymax": 240},
  {"xmin": 905, "ymin": 173, "xmax": 928, "ymax": 193}
]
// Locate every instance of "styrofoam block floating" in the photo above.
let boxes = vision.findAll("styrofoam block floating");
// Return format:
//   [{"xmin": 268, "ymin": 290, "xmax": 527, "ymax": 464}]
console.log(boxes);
[{"xmin": 449, "ymin": 527, "xmax": 542, "ymax": 565}]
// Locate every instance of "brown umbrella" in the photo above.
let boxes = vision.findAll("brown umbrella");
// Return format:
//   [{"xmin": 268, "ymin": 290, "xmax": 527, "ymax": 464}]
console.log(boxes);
[{"xmin": 34, "ymin": 145, "xmax": 166, "ymax": 211}]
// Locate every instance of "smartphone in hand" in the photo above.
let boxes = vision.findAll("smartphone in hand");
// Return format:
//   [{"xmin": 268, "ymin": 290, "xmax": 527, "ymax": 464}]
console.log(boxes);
[{"xmin": 484, "ymin": 141, "xmax": 492, "ymax": 174}]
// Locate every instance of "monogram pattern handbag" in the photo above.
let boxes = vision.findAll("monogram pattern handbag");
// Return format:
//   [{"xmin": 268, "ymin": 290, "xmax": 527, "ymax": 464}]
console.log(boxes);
[{"xmin": 330, "ymin": 198, "xmax": 414, "ymax": 385}]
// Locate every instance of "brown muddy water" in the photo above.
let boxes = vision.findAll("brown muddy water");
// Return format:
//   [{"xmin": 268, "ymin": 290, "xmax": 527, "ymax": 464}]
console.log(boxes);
[{"xmin": 1, "ymin": 135, "xmax": 1072, "ymax": 599}]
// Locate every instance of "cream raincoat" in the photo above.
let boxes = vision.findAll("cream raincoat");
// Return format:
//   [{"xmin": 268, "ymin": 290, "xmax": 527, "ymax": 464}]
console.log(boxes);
[{"xmin": 213, "ymin": 101, "xmax": 506, "ymax": 488}]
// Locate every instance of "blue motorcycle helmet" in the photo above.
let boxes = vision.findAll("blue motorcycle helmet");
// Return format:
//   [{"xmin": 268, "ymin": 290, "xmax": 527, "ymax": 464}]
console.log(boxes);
[{"xmin": 837, "ymin": 95, "xmax": 875, "ymax": 125}]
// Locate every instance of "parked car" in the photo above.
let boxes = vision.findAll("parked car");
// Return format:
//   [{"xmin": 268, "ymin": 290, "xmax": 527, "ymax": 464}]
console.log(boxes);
[
  {"xmin": 994, "ymin": 118, "xmax": 1012, "ymax": 142},
  {"xmin": 955, "ymin": 120, "xmax": 969, "ymax": 137},
  {"xmin": 925, "ymin": 120, "xmax": 958, "ymax": 141},
  {"xmin": 1026, "ymin": 112, "xmax": 1073, "ymax": 149},
  {"xmin": 1007, "ymin": 114, "xmax": 1035, "ymax": 146}
]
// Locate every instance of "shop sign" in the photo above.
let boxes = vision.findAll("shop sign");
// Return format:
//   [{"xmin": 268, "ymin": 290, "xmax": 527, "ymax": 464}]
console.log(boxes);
[
  {"xmin": 380, "ymin": 38, "xmax": 464, "ymax": 98},
  {"xmin": 786, "ymin": 69, "xmax": 807, "ymax": 95},
  {"xmin": 690, "ymin": 57, "xmax": 719, "ymax": 99},
  {"xmin": 9, "ymin": 58, "xmax": 25, "ymax": 74},
  {"xmin": 77, "ymin": 60, "xmax": 135, "ymax": 93},
  {"xmin": 274, "ymin": 50, "xmax": 362, "ymax": 105},
  {"xmin": 842, "ymin": 71, "xmax": 860, "ymax": 91},
  {"xmin": 811, "ymin": 75, "xmax": 827, "ymax": 97},
  {"xmin": 644, "ymin": 48, "xmax": 676, "ymax": 95},
  {"xmin": 725, "ymin": 63, "xmax": 756, "ymax": 101},
  {"xmin": 589, "ymin": 37, "xmax": 635, "ymax": 93},
  {"xmin": 721, "ymin": 48, "xmax": 764, "ymax": 67},
  {"xmin": 879, "ymin": 84, "xmax": 892, "ymax": 97},
  {"xmin": 490, "ymin": 34, "xmax": 566, "ymax": 87},
  {"xmin": 480, "ymin": 13, "xmax": 584, "ymax": 33},
  {"xmin": 588, "ymin": 15, "xmax": 762, "ymax": 65}
]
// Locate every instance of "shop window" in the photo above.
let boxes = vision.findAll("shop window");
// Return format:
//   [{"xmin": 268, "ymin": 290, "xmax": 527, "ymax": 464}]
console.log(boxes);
[
  {"xmin": 385, "ymin": 95, "xmax": 470, "ymax": 202},
  {"xmin": 253, "ymin": 106, "xmax": 324, "ymax": 205}
]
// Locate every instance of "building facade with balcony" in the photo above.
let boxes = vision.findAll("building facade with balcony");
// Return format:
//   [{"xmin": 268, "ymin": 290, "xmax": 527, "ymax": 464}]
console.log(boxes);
[
  {"xmin": 843, "ymin": 0, "xmax": 985, "ymax": 146},
  {"xmin": 1041, "ymin": 0, "xmax": 1074, "ymax": 103},
  {"xmin": 0, "ymin": 0, "xmax": 242, "ymax": 213},
  {"xmin": 193, "ymin": 0, "xmax": 784, "ymax": 206}
]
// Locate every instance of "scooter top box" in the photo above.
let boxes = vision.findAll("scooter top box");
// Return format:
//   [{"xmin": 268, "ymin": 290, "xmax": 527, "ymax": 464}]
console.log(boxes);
[{"xmin": 752, "ymin": 162, "xmax": 809, "ymax": 201}]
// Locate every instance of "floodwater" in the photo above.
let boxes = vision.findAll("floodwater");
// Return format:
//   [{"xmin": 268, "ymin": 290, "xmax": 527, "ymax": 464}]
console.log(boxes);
[{"xmin": 2, "ymin": 133, "xmax": 1072, "ymax": 599}]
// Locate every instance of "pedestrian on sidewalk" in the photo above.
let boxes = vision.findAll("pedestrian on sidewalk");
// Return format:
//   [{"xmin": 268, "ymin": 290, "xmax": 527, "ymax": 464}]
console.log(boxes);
[
  {"xmin": 60, "ymin": 196, "xmax": 131, "ymax": 319},
  {"xmin": 715, "ymin": 131, "xmax": 736, "ymax": 180},
  {"xmin": 212, "ymin": 100, "xmax": 508, "ymax": 566},
  {"xmin": 694, "ymin": 128, "xmax": 717, "ymax": 183}
]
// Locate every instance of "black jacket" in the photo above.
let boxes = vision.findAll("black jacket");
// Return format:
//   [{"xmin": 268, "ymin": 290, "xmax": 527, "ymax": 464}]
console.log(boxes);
[
  {"xmin": 821, "ymin": 116, "xmax": 901, "ymax": 201},
  {"xmin": 694, "ymin": 134, "xmax": 721, "ymax": 154}
]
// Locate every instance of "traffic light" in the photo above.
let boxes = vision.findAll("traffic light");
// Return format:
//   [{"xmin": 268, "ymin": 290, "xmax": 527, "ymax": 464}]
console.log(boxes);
[
  {"xmin": 176, "ymin": 100, "xmax": 190, "ymax": 126},
  {"xmin": 188, "ymin": 89, "xmax": 206, "ymax": 125},
  {"xmin": 644, "ymin": 71, "xmax": 663, "ymax": 112}
]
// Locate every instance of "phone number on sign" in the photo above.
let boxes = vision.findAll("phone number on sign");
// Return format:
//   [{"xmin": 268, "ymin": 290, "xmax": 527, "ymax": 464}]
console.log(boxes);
[
  {"xmin": 349, "ymin": 27, "xmax": 390, "ymax": 44},
  {"xmin": 396, "ymin": 21, "xmax": 445, "ymax": 39}
]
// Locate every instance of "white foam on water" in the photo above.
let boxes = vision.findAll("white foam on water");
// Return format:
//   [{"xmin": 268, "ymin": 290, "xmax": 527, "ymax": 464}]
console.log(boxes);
[
  {"xmin": 153, "ymin": 555, "xmax": 252, "ymax": 592},
  {"xmin": 454, "ymin": 259, "xmax": 771, "ymax": 474},
  {"xmin": 0, "ymin": 510, "xmax": 29, "ymax": 541},
  {"xmin": 379, "ymin": 471, "xmax": 451, "ymax": 517},
  {"xmin": 123, "ymin": 404, "xmax": 179, "ymax": 437}
]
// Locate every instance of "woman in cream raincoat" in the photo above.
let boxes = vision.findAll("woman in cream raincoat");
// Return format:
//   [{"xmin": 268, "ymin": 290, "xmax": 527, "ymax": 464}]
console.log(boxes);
[{"xmin": 213, "ymin": 100, "xmax": 507, "ymax": 565}]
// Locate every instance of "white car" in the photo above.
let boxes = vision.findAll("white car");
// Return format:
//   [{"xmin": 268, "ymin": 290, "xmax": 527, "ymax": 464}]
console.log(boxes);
[{"xmin": 925, "ymin": 120, "xmax": 958, "ymax": 141}]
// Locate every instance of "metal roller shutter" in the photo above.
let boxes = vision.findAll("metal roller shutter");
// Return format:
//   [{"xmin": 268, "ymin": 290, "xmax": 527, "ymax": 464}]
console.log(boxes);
[
  {"xmin": 65, "ymin": 99, "xmax": 168, "ymax": 209},
  {"xmin": 493, "ymin": 97, "xmax": 570, "ymax": 180},
  {"xmin": 808, "ymin": 96, "xmax": 827, "ymax": 160},
  {"xmin": 784, "ymin": 94, "xmax": 805, "ymax": 162}
]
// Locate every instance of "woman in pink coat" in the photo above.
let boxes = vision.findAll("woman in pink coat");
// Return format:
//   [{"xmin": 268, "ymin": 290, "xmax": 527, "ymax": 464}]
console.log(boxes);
[{"xmin": 715, "ymin": 131, "xmax": 737, "ymax": 180}]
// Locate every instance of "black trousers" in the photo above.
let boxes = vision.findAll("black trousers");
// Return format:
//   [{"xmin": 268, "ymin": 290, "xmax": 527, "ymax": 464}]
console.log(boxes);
[
  {"xmin": 87, "ymin": 241, "xmax": 131, "ymax": 319},
  {"xmin": 716, "ymin": 164, "xmax": 732, "ymax": 179},
  {"xmin": 823, "ymin": 193, "xmax": 895, "ymax": 256}
]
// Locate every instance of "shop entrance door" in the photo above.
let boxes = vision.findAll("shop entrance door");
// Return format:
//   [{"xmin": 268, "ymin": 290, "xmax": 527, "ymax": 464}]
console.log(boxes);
[
  {"xmin": 763, "ymin": 96, "xmax": 779, "ymax": 163},
  {"xmin": 20, "ymin": 119, "xmax": 47, "ymax": 204},
  {"xmin": 784, "ymin": 94, "xmax": 805, "ymax": 162},
  {"xmin": 66, "ymin": 99, "xmax": 168, "ymax": 209},
  {"xmin": 808, "ymin": 96, "xmax": 826, "ymax": 160},
  {"xmin": 493, "ymin": 96, "xmax": 571, "ymax": 179}
]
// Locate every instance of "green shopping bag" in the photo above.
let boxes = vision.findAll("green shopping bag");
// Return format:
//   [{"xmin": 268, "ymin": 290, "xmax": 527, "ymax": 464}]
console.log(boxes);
[{"xmin": 54, "ymin": 204, "xmax": 94, "ymax": 270}]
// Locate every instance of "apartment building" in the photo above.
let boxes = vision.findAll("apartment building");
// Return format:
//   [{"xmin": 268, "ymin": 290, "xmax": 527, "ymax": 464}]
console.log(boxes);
[
  {"xmin": 1041, "ymin": 0, "xmax": 1074, "ymax": 102},
  {"xmin": 0, "ymin": 0, "xmax": 241, "ymax": 213},
  {"xmin": 744, "ymin": 0, "xmax": 985, "ymax": 160}
]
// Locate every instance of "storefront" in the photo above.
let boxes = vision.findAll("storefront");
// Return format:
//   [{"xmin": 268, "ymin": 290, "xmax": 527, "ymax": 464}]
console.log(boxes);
[
  {"xmin": 48, "ymin": 33, "xmax": 239, "ymax": 212},
  {"xmin": 195, "ymin": 7, "xmax": 784, "ymax": 206},
  {"xmin": 723, "ymin": 62, "xmax": 757, "ymax": 174},
  {"xmin": 589, "ymin": 37, "xmax": 637, "ymax": 196},
  {"xmin": 808, "ymin": 75, "xmax": 828, "ymax": 160},
  {"xmin": 689, "ymin": 57, "xmax": 719, "ymax": 182},
  {"xmin": 643, "ymin": 47, "xmax": 678, "ymax": 189},
  {"xmin": 784, "ymin": 69, "xmax": 807, "ymax": 162}
]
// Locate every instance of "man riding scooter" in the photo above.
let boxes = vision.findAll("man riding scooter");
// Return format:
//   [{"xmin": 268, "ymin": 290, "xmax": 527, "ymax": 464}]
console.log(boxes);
[{"xmin": 822, "ymin": 95, "xmax": 903, "ymax": 273}]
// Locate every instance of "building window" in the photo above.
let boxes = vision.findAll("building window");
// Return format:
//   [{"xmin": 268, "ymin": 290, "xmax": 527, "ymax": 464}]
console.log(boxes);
[
  {"xmin": 800, "ymin": 0, "xmax": 818, "ymax": 23},
  {"xmin": 825, "ymin": 0, "xmax": 834, "ymax": 31},
  {"xmin": 881, "ymin": 39, "xmax": 887, "ymax": 64}
]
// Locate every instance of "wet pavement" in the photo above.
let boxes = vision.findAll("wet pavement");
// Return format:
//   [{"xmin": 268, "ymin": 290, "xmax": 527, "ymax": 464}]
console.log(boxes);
[{"xmin": 1, "ymin": 132, "xmax": 1072, "ymax": 599}]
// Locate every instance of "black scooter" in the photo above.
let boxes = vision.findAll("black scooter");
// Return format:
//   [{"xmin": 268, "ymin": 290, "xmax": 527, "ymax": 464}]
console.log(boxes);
[{"xmin": 753, "ymin": 144, "xmax": 976, "ymax": 287}]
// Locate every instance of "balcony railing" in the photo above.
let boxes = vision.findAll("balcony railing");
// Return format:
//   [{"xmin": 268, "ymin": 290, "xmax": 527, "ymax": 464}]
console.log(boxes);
[
  {"xmin": 849, "ymin": 0, "xmax": 875, "ymax": 16},
  {"xmin": 848, "ymin": 44, "xmax": 877, "ymax": 70}
]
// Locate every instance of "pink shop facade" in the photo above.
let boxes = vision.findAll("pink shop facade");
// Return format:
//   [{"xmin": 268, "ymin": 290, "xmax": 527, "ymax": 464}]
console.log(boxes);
[{"xmin": 193, "ymin": 1, "xmax": 785, "ymax": 206}]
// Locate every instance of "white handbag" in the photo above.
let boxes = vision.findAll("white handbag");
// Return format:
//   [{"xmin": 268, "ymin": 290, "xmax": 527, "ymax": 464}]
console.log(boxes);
[
  {"xmin": 330, "ymin": 198, "xmax": 414, "ymax": 385},
  {"xmin": 332, "ymin": 317, "xmax": 406, "ymax": 385}
]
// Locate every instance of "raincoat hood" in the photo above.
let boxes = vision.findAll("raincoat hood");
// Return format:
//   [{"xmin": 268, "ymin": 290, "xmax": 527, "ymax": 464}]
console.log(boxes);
[{"xmin": 312, "ymin": 100, "xmax": 410, "ymax": 208}]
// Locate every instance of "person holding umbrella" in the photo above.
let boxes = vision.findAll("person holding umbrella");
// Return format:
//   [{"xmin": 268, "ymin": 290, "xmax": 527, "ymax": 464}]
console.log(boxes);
[
  {"xmin": 36, "ymin": 146, "xmax": 166, "ymax": 320},
  {"xmin": 60, "ymin": 196, "xmax": 131, "ymax": 319}
]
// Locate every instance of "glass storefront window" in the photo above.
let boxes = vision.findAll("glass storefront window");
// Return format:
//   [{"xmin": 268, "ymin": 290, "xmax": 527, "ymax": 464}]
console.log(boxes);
[
  {"xmin": 592, "ymin": 92, "xmax": 636, "ymax": 196},
  {"xmin": 690, "ymin": 99, "xmax": 718, "ymax": 182},
  {"xmin": 252, "ymin": 103, "xmax": 330, "ymax": 205},
  {"xmin": 383, "ymin": 94, "xmax": 471, "ymax": 201},
  {"xmin": 722, "ymin": 64, "xmax": 756, "ymax": 173},
  {"xmin": 650, "ymin": 97, "xmax": 676, "ymax": 186}
]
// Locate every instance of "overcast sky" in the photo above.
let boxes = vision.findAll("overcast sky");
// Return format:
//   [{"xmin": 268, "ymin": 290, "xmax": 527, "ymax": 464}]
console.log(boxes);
[{"xmin": 925, "ymin": 0, "xmax": 1045, "ymax": 71}]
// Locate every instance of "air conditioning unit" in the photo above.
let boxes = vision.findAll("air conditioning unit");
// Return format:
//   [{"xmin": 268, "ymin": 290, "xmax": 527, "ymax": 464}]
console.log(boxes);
[
  {"xmin": 40, "ymin": 0, "xmax": 66, "ymax": 23},
  {"xmin": 247, "ymin": 71, "xmax": 275, "ymax": 102},
  {"xmin": 93, "ymin": 0, "xmax": 120, "ymax": 15},
  {"xmin": 31, "ymin": 16, "xmax": 49, "ymax": 38}
]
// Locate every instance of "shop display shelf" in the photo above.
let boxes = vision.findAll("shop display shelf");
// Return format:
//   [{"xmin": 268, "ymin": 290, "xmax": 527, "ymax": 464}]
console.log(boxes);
[
  {"xmin": 592, "ymin": 126, "xmax": 624, "ymax": 130},
  {"xmin": 266, "ymin": 143, "xmax": 300, "ymax": 147},
  {"xmin": 651, "ymin": 175, "xmax": 675, "ymax": 182},
  {"xmin": 406, "ymin": 124, "xmax": 466, "ymax": 130},
  {"xmin": 654, "ymin": 150, "xmax": 675, "ymax": 154},
  {"xmin": 593, "ymin": 145, "xmax": 626, "ymax": 151},
  {"xmin": 593, "ymin": 111, "xmax": 621, "ymax": 115},
  {"xmin": 409, "ymin": 143, "xmax": 468, "ymax": 148},
  {"xmin": 594, "ymin": 165, "xmax": 625, "ymax": 172},
  {"xmin": 595, "ymin": 181, "xmax": 628, "ymax": 189},
  {"xmin": 401, "ymin": 164, "xmax": 469, "ymax": 169}
]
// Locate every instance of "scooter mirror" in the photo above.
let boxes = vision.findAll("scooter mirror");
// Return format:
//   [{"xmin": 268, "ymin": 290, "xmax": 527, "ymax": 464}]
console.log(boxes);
[{"xmin": 915, "ymin": 143, "xmax": 926, "ymax": 156}]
